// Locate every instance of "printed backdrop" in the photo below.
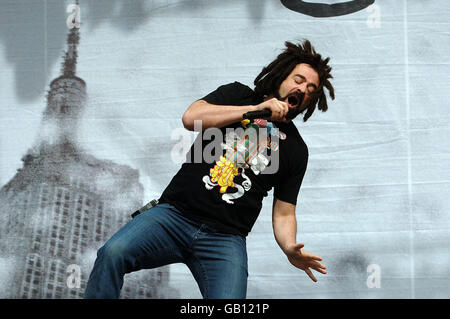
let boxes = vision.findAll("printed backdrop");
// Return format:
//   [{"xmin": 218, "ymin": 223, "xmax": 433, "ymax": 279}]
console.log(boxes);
[{"xmin": 0, "ymin": 0, "xmax": 449, "ymax": 298}]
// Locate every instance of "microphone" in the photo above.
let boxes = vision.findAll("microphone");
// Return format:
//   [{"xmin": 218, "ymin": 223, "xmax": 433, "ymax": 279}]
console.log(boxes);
[{"xmin": 242, "ymin": 108, "xmax": 272, "ymax": 120}]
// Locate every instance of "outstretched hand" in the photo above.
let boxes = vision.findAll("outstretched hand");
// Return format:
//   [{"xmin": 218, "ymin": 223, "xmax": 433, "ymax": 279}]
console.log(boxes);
[{"xmin": 284, "ymin": 243, "xmax": 327, "ymax": 282}]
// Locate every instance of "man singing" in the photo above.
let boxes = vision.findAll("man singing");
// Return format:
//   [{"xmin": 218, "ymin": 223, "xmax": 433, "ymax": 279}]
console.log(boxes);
[{"xmin": 84, "ymin": 39, "xmax": 335, "ymax": 299}]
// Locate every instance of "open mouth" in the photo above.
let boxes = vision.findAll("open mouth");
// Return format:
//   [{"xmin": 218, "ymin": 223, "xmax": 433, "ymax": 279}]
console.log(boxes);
[
  {"xmin": 286, "ymin": 91, "xmax": 304, "ymax": 109},
  {"xmin": 284, "ymin": 91, "xmax": 306, "ymax": 120}
]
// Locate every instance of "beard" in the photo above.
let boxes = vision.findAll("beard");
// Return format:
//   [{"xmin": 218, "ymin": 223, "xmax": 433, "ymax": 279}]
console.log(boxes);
[{"xmin": 278, "ymin": 91, "xmax": 306, "ymax": 120}]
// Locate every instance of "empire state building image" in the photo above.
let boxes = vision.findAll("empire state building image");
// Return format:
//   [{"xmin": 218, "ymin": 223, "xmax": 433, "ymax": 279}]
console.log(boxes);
[{"xmin": 0, "ymin": 8, "xmax": 177, "ymax": 299}]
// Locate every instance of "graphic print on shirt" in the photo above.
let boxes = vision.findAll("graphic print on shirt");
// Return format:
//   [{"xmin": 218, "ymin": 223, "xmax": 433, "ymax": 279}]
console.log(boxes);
[{"xmin": 202, "ymin": 119, "xmax": 286, "ymax": 204}]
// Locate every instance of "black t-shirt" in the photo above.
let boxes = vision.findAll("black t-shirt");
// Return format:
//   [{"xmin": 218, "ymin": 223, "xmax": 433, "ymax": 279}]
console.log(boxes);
[{"xmin": 159, "ymin": 81, "xmax": 308, "ymax": 237}]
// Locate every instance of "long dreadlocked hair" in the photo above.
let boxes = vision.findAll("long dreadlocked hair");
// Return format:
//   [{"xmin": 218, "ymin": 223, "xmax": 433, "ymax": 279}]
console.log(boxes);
[{"xmin": 254, "ymin": 40, "xmax": 335, "ymax": 122}]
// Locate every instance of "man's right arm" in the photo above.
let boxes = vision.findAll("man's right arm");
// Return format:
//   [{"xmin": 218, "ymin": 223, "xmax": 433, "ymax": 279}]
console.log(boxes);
[{"xmin": 182, "ymin": 99, "xmax": 290, "ymax": 131}]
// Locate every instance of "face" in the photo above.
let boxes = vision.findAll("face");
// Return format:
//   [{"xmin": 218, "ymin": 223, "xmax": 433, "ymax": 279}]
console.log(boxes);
[{"xmin": 277, "ymin": 63, "xmax": 320, "ymax": 113}]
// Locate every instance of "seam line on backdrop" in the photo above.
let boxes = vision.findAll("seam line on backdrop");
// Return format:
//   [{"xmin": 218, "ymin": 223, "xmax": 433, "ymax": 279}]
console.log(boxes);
[
  {"xmin": 44, "ymin": 0, "xmax": 47, "ymax": 102},
  {"xmin": 404, "ymin": 0, "xmax": 415, "ymax": 299}
]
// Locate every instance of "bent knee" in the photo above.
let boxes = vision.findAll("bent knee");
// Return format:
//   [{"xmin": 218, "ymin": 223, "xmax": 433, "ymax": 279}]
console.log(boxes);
[{"xmin": 97, "ymin": 240, "xmax": 131, "ymax": 261}]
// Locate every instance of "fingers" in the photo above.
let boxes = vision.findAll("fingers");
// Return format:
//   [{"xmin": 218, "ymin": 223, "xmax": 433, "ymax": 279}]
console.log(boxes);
[
  {"xmin": 299, "ymin": 249, "xmax": 327, "ymax": 277},
  {"xmin": 305, "ymin": 268, "xmax": 317, "ymax": 282},
  {"xmin": 304, "ymin": 259, "xmax": 327, "ymax": 275},
  {"xmin": 313, "ymin": 265, "xmax": 327, "ymax": 274},
  {"xmin": 305, "ymin": 263, "xmax": 327, "ymax": 282},
  {"xmin": 302, "ymin": 251, "xmax": 323, "ymax": 261},
  {"xmin": 310, "ymin": 260, "xmax": 327, "ymax": 270},
  {"xmin": 276, "ymin": 101, "xmax": 289, "ymax": 120},
  {"xmin": 288, "ymin": 244, "xmax": 327, "ymax": 281},
  {"xmin": 289, "ymin": 258, "xmax": 327, "ymax": 276},
  {"xmin": 260, "ymin": 98, "xmax": 288, "ymax": 121},
  {"xmin": 295, "ymin": 245, "xmax": 324, "ymax": 262}
]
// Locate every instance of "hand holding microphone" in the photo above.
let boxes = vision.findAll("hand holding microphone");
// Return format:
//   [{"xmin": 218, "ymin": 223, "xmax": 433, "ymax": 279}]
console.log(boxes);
[
  {"xmin": 243, "ymin": 91, "xmax": 305, "ymax": 122},
  {"xmin": 243, "ymin": 98, "xmax": 289, "ymax": 121}
]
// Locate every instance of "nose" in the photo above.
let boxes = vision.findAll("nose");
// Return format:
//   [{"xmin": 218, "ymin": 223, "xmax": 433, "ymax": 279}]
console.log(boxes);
[
  {"xmin": 296, "ymin": 82, "xmax": 315, "ymax": 97},
  {"xmin": 292, "ymin": 83, "xmax": 306, "ymax": 97},
  {"xmin": 298, "ymin": 82, "xmax": 308, "ymax": 94}
]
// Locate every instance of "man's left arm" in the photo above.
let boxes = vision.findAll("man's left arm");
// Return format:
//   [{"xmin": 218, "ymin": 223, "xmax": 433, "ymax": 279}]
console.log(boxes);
[{"xmin": 272, "ymin": 196, "xmax": 327, "ymax": 282}]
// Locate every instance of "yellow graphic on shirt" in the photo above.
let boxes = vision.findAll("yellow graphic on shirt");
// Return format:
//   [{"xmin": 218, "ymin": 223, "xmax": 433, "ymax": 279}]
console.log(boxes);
[{"xmin": 209, "ymin": 156, "xmax": 239, "ymax": 193}]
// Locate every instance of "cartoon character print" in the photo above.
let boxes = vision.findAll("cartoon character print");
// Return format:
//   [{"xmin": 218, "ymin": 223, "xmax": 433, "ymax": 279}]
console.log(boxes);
[{"xmin": 202, "ymin": 119, "xmax": 286, "ymax": 204}]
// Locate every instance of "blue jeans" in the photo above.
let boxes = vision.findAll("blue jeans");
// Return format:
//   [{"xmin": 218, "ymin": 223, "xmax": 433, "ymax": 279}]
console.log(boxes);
[{"xmin": 84, "ymin": 203, "xmax": 248, "ymax": 299}]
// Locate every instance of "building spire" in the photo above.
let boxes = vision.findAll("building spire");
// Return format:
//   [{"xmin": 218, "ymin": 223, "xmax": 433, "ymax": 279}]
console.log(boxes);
[
  {"xmin": 34, "ymin": 0, "xmax": 86, "ymax": 151},
  {"xmin": 62, "ymin": 0, "xmax": 80, "ymax": 77}
]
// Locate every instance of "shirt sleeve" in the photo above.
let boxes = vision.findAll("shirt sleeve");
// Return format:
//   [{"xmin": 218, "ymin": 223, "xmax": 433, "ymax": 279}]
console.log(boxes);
[
  {"xmin": 199, "ymin": 81, "xmax": 254, "ymax": 106},
  {"xmin": 273, "ymin": 145, "xmax": 308, "ymax": 205}
]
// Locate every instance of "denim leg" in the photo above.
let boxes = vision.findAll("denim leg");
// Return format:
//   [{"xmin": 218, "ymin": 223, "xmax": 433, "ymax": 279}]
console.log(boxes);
[
  {"xmin": 84, "ymin": 203, "xmax": 189, "ymax": 299},
  {"xmin": 185, "ymin": 225, "xmax": 248, "ymax": 299}
]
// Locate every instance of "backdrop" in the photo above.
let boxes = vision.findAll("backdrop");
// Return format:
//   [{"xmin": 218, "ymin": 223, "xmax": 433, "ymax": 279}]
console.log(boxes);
[{"xmin": 0, "ymin": 0, "xmax": 449, "ymax": 299}]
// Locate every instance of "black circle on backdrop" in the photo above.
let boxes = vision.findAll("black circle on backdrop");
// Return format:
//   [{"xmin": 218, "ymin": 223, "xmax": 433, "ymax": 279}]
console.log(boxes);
[{"xmin": 280, "ymin": 0, "xmax": 375, "ymax": 18}]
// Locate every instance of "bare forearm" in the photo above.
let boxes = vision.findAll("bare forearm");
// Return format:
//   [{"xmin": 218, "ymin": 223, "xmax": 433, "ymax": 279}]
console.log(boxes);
[
  {"xmin": 182, "ymin": 100, "xmax": 258, "ymax": 131},
  {"xmin": 273, "ymin": 213, "xmax": 298, "ymax": 254},
  {"xmin": 272, "ymin": 199, "xmax": 326, "ymax": 281}
]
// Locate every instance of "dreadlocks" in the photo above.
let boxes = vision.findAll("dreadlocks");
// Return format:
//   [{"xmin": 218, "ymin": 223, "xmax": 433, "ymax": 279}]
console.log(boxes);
[{"xmin": 254, "ymin": 40, "xmax": 335, "ymax": 122}]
